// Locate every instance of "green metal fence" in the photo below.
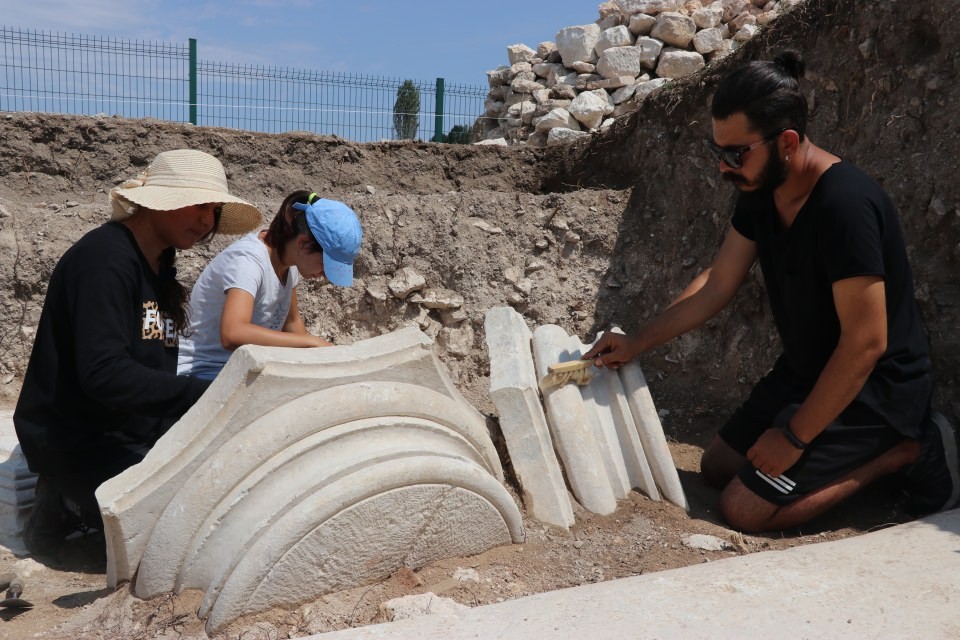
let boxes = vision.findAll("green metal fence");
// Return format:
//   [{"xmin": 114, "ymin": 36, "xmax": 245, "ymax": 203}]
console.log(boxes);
[{"xmin": 0, "ymin": 26, "xmax": 488, "ymax": 143}]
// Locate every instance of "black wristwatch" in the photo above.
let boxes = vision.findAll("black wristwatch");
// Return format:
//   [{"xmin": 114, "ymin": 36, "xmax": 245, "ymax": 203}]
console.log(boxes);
[{"xmin": 780, "ymin": 421, "xmax": 808, "ymax": 450}]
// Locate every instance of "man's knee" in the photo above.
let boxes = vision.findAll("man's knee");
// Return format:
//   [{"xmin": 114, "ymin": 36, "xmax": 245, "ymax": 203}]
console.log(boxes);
[
  {"xmin": 720, "ymin": 477, "xmax": 778, "ymax": 533},
  {"xmin": 701, "ymin": 436, "xmax": 744, "ymax": 489}
]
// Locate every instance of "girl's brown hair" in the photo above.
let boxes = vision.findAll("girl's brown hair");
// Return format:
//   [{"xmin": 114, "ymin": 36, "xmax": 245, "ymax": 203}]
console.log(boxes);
[{"xmin": 262, "ymin": 190, "xmax": 323, "ymax": 259}]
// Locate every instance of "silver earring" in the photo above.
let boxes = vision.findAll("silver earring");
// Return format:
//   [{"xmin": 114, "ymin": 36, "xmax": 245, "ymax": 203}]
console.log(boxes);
[{"xmin": 785, "ymin": 155, "xmax": 791, "ymax": 162}]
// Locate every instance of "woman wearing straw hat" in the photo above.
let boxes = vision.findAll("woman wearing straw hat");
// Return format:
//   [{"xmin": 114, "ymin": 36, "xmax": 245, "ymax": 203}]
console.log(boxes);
[{"xmin": 13, "ymin": 149, "xmax": 262, "ymax": 554}]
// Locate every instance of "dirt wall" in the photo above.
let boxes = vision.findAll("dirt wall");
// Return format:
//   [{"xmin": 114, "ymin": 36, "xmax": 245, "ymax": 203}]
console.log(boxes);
[
  {"xmin": 1, "ymin": 0, "xmax": 957, "ymax": 429},
  {"xmin": 549, "ymin": 0, "xmax": 960, "ymax": 417}
]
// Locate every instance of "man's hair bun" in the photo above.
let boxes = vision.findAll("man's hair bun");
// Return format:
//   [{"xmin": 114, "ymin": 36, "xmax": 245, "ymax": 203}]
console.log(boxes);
[{"xmin": 773, "ymin": 50, "xmax": 805, "ymax": 80}]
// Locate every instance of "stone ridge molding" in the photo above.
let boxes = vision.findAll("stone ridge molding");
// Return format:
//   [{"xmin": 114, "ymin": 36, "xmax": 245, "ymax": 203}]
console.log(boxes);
[
  {"xmin": 485, "ymin": 307, "xmax": 687, "ymax": 526},
  {"xmin": 95, "ymin": 326, "xmax": 523, "ymax": 633},
  {"xmin": 532, "ymin": 323, "xmax": 687, "ymax": 511}
]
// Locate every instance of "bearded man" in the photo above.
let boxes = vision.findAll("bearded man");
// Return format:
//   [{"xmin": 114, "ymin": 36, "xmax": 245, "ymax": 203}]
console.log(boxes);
[{"xmin": 585, "ymin": 50, "xmax": 959, "ymax": 532}]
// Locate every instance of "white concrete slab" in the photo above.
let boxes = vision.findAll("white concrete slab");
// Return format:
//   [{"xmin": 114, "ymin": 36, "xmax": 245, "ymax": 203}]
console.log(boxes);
[
  {"xmin": 312, "ymin": 508, "xmax": 960, "ymax": 640},
  {"xmin": 484, "ymin": 307, "xmax": 574, "ymax": 529},
  {"xmin": 0, "ymin": 409, "xmax": 36, "ymax": 553}
]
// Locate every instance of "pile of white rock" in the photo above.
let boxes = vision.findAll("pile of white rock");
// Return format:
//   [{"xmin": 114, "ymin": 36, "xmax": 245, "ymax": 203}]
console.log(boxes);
[{"xmin": 478, "ymin": 0, "xmax": 801, "ymax": 147}]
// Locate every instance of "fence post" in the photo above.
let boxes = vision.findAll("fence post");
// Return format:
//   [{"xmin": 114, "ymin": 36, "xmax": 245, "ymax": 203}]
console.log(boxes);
[
  {"xmin": 433, "ymin": 77, "xmax": 445, "ymax": 143},
  {"xmin": 189, "ymin": 38, "xmax": 198, "ymax": 125}
]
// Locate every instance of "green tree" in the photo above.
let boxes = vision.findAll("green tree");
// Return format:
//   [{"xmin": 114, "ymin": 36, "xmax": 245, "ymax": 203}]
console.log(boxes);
[
  {"xmin": 446, "ymin": 124, "xmax": 472, "ymax": 144},
  {"xmin": 393, "ymin": 80, "xmax": 420, "ymax": 140}
]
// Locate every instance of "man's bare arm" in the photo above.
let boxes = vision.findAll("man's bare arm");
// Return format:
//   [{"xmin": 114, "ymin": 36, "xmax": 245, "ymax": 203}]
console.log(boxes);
[{"xmin": 585, "ymin": 228, "xmax": 758, "ymax": 368}]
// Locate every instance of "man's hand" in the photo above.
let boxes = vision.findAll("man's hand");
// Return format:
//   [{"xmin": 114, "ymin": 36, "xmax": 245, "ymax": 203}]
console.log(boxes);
[
  {"xmin": 746, "ymin": 428, "xmax": 804, "ymax": 478},
  {"xmin": 583, "ymin": 332, "xmax": 640, "ymax": 370}
]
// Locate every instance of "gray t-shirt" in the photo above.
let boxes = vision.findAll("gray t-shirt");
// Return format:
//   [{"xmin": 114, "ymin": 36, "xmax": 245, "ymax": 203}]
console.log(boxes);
[{"xmin": 178, "ymin": 233, "xmax": 299, "ymax": 379}]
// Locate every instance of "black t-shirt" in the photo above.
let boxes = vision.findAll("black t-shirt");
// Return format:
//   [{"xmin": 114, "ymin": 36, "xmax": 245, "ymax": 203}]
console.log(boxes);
[
  {"xmin": 731, "ymin": 161, "xmax": 931, "ymax": 437},
  {"xmin": 14, "ymin": 222, "xmax": 210, "ymax": 475}
]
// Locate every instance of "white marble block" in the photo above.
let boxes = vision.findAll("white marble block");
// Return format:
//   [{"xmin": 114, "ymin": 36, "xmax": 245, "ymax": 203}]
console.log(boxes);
[
  {"xmin": 485, "ymin": 307, "xmax": 574, "ymax": 529},
  {"xmin": 96, "ymin": 327, "xmax": 523, "ymax": 633}
]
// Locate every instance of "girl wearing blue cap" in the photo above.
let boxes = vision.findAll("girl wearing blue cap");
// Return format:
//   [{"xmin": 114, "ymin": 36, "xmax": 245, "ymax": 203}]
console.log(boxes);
[{"xmin": 178, "ymin": 191, "xmax": 362, "ymax": 379}]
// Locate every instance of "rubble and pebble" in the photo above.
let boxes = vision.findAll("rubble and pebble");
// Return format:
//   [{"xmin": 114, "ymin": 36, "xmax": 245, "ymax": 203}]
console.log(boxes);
[{"xmin": 479, "ymin": 0, "xmax": 801, "ymax": 146}]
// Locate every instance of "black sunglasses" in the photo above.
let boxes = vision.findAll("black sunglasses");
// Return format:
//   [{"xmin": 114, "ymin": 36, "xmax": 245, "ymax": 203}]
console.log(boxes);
[{"xmin": 704, "ymin": 128, "xmax": 788, "ymax": 169}]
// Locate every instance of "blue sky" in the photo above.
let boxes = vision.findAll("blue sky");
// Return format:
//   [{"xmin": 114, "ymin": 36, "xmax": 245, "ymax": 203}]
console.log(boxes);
[{"xmin": 1, "ymin": 0, "xmax": 599, "ymax": 87}]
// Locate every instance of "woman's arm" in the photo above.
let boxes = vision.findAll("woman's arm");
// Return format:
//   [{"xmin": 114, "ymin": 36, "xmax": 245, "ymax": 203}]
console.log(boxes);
[
  {"xmin": 282, "ymin": 289, "xmax": 309, "ymax": 334},
  {"xmin": 72, "ymin": 253, "xmax": 209, "ymax": 419},
  {"xmin": 281, "ymin": 289, "xmax": 334, "ymax": 344},
  {"xmin": 219, "ymin": 287, "xmax": 330, "ymax": 349}
]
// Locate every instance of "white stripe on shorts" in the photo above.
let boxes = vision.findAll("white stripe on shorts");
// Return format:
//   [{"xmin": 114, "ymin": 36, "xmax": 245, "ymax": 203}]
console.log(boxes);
[{"xmin": 755, "ymin": 470, "xmax": 797, "ymax": 495}]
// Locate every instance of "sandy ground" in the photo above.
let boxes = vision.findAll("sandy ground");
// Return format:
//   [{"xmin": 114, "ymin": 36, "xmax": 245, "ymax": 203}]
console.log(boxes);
[{"xmin": 0, "ymin": 402, "xmax": 913, "ymax": 639}]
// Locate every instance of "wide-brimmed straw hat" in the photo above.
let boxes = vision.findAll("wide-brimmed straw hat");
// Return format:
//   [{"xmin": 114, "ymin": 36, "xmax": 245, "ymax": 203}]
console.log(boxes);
[{"xmin": 110, "ymin": 149, "xmax": 262, "ymax": 234}]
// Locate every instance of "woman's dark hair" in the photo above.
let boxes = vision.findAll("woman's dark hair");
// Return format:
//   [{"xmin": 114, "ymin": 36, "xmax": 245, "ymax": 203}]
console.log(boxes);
[
  {"xmin": 262, "ymin": 190, "xmax": 323, "ymax": 258},
  {"xmin": 157, "ymin": 206, "xmax": 221, "ymax": 334},
  {"xmin": 711, "ymin": 49, "xmax": 808, "ymax": 140}
]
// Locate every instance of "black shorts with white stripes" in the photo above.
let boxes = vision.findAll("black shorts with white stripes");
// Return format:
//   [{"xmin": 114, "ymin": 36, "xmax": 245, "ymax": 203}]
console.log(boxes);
[{"xmin": 719, "ymin": 372, "xmax": 906, "ymax": 506}]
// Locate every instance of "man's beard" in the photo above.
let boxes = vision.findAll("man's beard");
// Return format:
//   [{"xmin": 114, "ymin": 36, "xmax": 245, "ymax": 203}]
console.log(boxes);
[{"xmin": 723, "ymin": 146, "xmax": 788, "ymax": 192}]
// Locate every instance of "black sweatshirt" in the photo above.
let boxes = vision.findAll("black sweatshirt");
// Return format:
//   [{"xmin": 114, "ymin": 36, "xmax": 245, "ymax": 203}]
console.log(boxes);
[{"xmin": 14, "ymin": 222, "xmax": 211, "ymax": 476}]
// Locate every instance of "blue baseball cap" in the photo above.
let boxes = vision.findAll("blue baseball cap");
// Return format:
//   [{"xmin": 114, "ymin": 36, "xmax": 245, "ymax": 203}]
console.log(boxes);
[{"xmin": 292, "ymin": 197, "xmax": 362, "ymax": 287}]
